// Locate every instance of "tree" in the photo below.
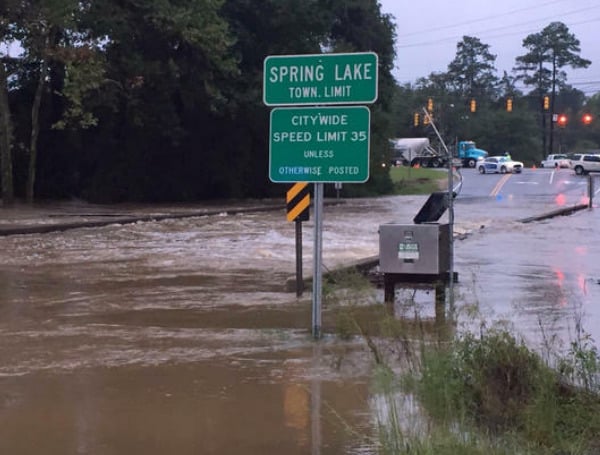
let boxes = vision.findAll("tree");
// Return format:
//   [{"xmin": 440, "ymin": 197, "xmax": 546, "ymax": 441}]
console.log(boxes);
[
  {"xmin": 0, "ymin": 1, "xmax": 19, "ymax": 205},
  {"xmin": 408, "ymin": 37, "xmax": 499, "ymax": 147},
  {"xmin": 58, "ymin": 0, "xmax": 240, "ymax": 201},
  {"xmin": 514, "ymin": 22, "xmax": 590, "ymax": 157},
  {"xmin": 322, "ymin": 0, "xmax": 397, "ymax": 194},
  {"xmin": 0, "ymin": 60, "xmax": 14, "ymax": 205},
  {"xmin": 1, "ymin": 0, "xmax": 107, "ymax": 202},
  {"xmin": 446, "ymin": 36, "xmax": 499, "ymax": 101}
]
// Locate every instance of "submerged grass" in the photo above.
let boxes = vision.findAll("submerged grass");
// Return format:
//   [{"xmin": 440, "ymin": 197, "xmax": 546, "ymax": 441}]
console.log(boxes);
[{"xmin": 326, "ymin": 272, "xmax": 600, "ymax": 454}]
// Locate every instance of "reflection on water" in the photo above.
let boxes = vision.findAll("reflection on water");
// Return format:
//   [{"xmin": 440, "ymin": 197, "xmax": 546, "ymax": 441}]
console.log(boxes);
[{"xmin": 453, "ymin": 208, "xmax": 600, "ymax": 354}]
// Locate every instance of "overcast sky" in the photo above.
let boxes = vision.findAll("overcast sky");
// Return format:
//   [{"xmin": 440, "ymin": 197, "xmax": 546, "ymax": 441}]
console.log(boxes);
[{"xmin": 378, "ymin": 0, "xmax": 600, "ymax": 96}]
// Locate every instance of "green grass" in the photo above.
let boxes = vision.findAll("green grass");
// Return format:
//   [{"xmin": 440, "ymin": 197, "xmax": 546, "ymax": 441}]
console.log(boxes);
[
  {"xmin": 409, "ymin": 328, "xmax": 600, "ymax": 454},
  {"xmin": 388, "ymin": 165, "xmax": 447, "ymax": 195}
]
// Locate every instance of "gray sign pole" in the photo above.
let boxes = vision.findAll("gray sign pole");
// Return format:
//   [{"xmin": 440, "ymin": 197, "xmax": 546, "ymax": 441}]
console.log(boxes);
[{"xmin": 312, "ymin": 183, "xmax": 324, "ymax": 339}]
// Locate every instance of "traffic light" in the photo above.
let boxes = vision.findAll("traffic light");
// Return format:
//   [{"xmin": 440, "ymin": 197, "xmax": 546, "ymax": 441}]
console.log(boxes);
[
  {"xmin": 413, "ymin": 112, "xmax": 420, "ymax": 126},
  {"xmin": 557, "ymin": 114, "xmax": 568, "ymax": 127},
  {"xmin": 427, "ymin": 98, "xmax": 433, "ymax": 112},
  {"xmin": 543, "ymin": 96, "xmax": 550, "ymax": 110},
  {"xmin": 506, "ymin": 98, "xmax": 513, "ymax": 112},
  {"xmin": 470, "ymin": 98, "xmax": 476, "ymax": 113},
  {"xmin": 582, "ymin": 113, "xmax": 593, "ymax": 125}
]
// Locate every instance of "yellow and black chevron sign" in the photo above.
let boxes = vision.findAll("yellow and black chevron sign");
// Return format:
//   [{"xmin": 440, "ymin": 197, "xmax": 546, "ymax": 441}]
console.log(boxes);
[{"xmin": 286, "ymin": 183, "xmax": 310, "ymax": 222}]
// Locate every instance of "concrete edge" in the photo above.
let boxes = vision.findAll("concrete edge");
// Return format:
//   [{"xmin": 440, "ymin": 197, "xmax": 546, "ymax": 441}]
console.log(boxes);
[
  {"xmin": 0, "ymin": 201, "xmax": 345, "ymax": 237},
  {"xmin": 518, "ymin": 204, "xmax": 590, "ymax": 223}
]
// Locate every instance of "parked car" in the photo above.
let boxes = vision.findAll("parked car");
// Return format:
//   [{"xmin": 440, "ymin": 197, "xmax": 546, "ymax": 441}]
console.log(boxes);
[
  {"xmin": 540, "ymin": 154, "xmax": 570, "ymax": 168},
  {"xmin": 569, "ymin": 154, "xmax": 600, "ymax": 175},
  {"xmin": 477, "ymin": 156, "xmax": 524, "ymax": 174}
]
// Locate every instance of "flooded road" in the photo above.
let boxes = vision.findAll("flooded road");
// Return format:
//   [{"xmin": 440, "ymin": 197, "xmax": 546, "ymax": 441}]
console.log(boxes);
[{"xmin": 0, "ymin": 177, "xmax": 599, "ymax": 453}]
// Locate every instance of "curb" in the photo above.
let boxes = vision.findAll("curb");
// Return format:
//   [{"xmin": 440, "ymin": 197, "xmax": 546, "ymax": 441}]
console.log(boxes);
[
  {"xmin": 0, "ymin": 201, "xmax": 346, "ymax": 237},
  {"xmin": 518, "ymin": 204, "xmax": 589, "ymax": 223}
]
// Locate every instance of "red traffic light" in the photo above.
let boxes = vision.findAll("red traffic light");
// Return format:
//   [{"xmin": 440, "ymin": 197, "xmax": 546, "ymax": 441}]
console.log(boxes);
[
  {"xmin": 557, "ymin": 114, "xmax": 568, "ymax": 127},
  {"xmin": 582, "ymin": 113, "xmax": 593, "ymax": 125}
]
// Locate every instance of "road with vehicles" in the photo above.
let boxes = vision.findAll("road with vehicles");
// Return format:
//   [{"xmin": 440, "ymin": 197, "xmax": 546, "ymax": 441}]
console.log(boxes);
[
  {"xmin": 458, "ymin": 165, "xmax": 596, "ymax": 203},
  {"xmin": 0, "ymin": 167, "xmax": 598, "ymax": 455}
]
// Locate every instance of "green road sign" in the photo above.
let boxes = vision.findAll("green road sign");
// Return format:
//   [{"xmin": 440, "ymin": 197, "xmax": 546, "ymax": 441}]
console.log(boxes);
[
  {"xmin": 263, "ymin": 52, "xmax": 378, "ymax": 106},
  {"xmin": 269, "ymin": 106, "xmax": 370, "ymax": 183}
]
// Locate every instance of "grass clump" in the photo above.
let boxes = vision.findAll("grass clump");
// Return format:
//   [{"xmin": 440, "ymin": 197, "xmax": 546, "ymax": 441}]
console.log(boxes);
[{"xmin": 411, "ymin": 327, "xmax": 600, "ymax": 454}]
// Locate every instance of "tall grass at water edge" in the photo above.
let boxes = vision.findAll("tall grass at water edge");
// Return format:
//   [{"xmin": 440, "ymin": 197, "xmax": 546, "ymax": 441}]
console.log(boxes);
[{"xmin": 325, "ymin": 270, "xmax": 600, "ymax": 454}]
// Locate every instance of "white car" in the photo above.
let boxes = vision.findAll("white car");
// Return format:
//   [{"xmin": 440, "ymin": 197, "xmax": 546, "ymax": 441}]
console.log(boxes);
[
  {"xmin": 569, "ymin": 154, "xmax": 600, "ymax": 175},
  {"xmin": 540, "ymin": 154, "xmax": 570, "ymax": 168},
  {"xmin": 478, "ymin": 156, "xmax": 524, "ymax": 174}
]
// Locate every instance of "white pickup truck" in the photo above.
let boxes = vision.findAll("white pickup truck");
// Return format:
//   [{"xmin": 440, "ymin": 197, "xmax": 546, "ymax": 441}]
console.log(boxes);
[{"xmin": 540, "ymin": 154, "xmax": 570, "ymax": 168}]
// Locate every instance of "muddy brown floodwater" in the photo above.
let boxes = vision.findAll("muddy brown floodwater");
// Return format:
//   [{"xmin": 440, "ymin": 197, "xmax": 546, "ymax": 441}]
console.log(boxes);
[{"xmin": 0, "ymin": 193, "xmax": 599, "ymax": 454}]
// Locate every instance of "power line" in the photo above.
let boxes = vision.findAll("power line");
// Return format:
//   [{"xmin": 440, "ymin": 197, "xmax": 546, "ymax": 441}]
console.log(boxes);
[
  {"xmin": 395, "ymin": 0, "xmax": 567, "ymax": 38},
  {"xmin": 397, "ymin": 13, "xmax": 600, "ymax": 49}
]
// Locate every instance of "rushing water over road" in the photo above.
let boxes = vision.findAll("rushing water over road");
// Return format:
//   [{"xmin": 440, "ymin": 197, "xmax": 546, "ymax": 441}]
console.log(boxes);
[{"xmin": 0, "ymin": 192, "xmax": 599, "ymax": 454}]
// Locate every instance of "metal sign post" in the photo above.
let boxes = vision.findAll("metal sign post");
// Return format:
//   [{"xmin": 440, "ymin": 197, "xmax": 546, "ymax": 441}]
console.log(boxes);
[
  {"xmin": 312, "ymin": 183, "xmax": 324, "ymax": 339},
  {"xmin": 423, "ymin": 108, "xmax": 456, "ymax": 310},
  {"xmin": 295, "ymin": 220, "xmax": 304, "ymax": 297}
]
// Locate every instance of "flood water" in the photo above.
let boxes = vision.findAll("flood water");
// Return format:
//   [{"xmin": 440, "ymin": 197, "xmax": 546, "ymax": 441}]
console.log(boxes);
[{"xmin": 0, "ymin": 191, "xmax": 599, "ymax": 454}]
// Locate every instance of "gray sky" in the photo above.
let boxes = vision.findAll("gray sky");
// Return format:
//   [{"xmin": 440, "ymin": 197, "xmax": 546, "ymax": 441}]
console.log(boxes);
[{"xmin": 379, "ymin": 0, "xmax": 600, "ymax": 96}]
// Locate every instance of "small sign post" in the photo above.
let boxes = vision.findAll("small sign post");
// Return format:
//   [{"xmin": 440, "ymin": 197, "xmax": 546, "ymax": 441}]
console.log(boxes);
[{"xmin": 287, "ymin": 183, "xmax": 310, "ymax": 297}]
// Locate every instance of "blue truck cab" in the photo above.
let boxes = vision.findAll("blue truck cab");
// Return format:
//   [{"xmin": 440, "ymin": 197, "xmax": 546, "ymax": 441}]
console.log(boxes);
[{"xmin": 457, "ymin": 141, "xmax": 488, "ymax": 168}]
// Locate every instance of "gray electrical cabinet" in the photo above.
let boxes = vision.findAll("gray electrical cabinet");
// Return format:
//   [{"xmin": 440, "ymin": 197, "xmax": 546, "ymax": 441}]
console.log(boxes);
[{"xmin": 379, "ymin": 223, "xmax": 450, "ymax": 275}]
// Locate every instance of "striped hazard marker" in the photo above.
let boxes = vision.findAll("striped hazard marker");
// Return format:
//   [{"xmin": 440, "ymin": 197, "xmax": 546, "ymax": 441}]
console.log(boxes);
[{"xmin": 286, "ymin": 183, "xmax": 310, "ymax": 222}]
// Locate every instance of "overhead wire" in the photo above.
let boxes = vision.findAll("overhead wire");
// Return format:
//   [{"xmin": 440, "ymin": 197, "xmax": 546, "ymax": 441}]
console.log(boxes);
[
  {"xmin": 395, "ymin": 0, "xmax": 567, "ymax": 38},
  {"xmin": 397, "ymin": 11, "xmax": 600, "ymax": 48}
]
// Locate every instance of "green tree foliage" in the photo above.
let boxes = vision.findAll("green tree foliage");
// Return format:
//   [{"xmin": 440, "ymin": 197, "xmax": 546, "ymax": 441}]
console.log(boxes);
[
  {"xmin": 514, "ymin": 22, "xmax": 590, "ymax": 157},
  {"xmin": 446, "ymin": 36, "xmax": 499, "ymax": 100},
  {"xmin": 560, "ymin": 88, "xmax": 600, "ymax": 153},
  {"xmin": 1, "ymin": 0, "xmax": 108, "ymax": 202},
  {"xmin": 72, "ymin": 0, "xmax": 398, "ymax": 201},
  {"xmin": 70, "ymin": 0, "xmax": 241, "ymax": 201},
  {"xmin": 401, "ymin": 36, "xmax": 508, "ymax": 155},
  {"xmin": 322, "ymin": 0, "xmax": 397, "ymax": 195},
  {"xmin": 2, "ymin": 3, "xmax": 596, "ymax": 203}
]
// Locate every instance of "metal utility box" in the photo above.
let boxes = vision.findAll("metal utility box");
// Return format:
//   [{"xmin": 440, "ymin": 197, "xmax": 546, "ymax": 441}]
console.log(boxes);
[{"xmin": 379, "ymin": 223, "xmax": 450, "ymax": 275}]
